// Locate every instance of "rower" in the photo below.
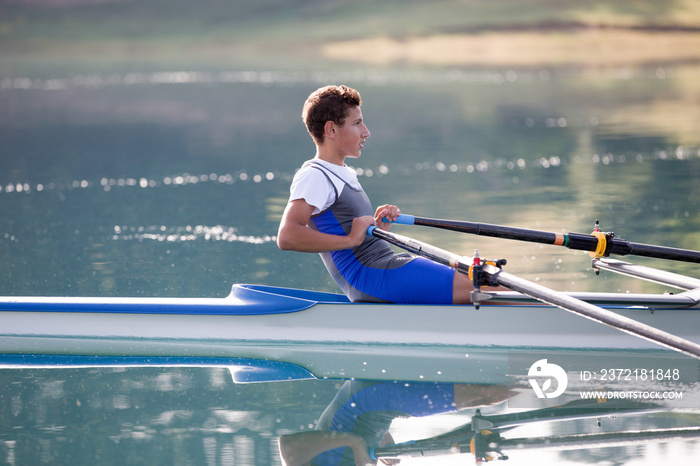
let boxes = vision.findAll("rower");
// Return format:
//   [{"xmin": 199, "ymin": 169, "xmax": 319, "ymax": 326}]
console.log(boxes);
[{"xmin": 277, "ymin": 85, "xmax": 489, "ymax": 304}]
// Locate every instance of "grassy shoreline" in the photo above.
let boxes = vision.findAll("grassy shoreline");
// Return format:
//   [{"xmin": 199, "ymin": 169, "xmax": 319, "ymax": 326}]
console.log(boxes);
[
  {"xmin": 3, "ymin": 0, "xmax": 700, "ymax": 74},
  {"xmin": 323, "ymin": 29, "xmax": 700, "ymax": 68}
]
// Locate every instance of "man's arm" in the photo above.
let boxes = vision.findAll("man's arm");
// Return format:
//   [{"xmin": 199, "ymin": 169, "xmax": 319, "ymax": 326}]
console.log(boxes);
[
  {"xmin": 277, "ymin": 199, "xmax": 374, "ymax": 253},
  {"xmin": 278, "ymin": 431, "xmax": 374, "ymax": 466}
]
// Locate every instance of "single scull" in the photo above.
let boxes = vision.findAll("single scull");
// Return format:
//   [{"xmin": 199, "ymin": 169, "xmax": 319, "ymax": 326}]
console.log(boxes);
[{"xmin": 2, "ymin": 218, "xmax": 699, "ymax": 383}]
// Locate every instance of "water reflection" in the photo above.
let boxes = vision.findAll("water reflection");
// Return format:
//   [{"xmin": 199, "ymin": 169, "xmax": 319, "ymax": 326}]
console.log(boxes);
[
  {"xmin": 2, "ymin": 146, "xmax": 698, "ymax": 196},
  {"xmin": 0, "ymin": 68, "xmax": 578, "ymax": 91},
  {"xmin": 278, "ymin": 380, "xmax": 510, "ymax": 465},
  {"xmin": 1, "ymin": 367, "xmax": 698, "ymax": 465},
  {"xmin": 111, "ymin": 225, "xmax": 275, "ymax": 245},
  {"xmin": 371, "ymin": 397, "xmax": 700, "ymax": 464}
]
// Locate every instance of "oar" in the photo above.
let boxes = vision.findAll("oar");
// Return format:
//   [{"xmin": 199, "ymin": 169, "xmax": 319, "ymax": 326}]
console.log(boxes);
[
  {"xmin": 387, "ymin": 214, "xmax": 700, "ymax": 263},
  {"xmin": 367, "ymin": 226, "xmax": 700, "ymax": 360}
]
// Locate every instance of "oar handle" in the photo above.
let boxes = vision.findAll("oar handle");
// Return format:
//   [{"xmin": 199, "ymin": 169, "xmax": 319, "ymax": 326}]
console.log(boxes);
[
  {"xmin": 381, "ymin": 214, "xmax": 415, "ymax": 225},
  {"xmin": 368, "ymin": 447, "xmax": 377, "ymax": 461}
]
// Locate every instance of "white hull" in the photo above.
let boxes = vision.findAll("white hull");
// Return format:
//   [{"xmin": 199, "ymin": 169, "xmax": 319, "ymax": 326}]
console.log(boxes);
[{"xmin": 2, "ymin": 285, "xmax": 699, "ymax": 383}]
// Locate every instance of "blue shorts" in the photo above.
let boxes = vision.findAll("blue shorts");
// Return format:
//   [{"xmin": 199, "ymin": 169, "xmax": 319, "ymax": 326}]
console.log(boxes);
[
  {"xmin": 312, "ymin": 207, "xmax": 455, "ymax": 304},
  {"xmin": 342, "ymin": 255, "xmax": 455, "ymax": 304}
]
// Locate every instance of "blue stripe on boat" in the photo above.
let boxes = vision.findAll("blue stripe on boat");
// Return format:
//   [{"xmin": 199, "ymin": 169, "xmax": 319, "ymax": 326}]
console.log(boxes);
[{"xmin": 0, "ymin": 284, "xmax": 351, "ymax": 316}]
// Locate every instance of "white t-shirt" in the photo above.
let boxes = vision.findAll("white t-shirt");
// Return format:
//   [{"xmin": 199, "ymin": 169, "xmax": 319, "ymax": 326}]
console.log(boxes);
[{"xmin": 289, "ymin": 159, "xmax": 362, "ymax": 215}]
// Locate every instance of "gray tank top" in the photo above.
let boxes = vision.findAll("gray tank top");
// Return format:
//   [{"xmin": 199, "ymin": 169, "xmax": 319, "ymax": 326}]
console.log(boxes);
[{"xmin": 307, "ymin": 162, "xmax": 413, "ymax": 302}]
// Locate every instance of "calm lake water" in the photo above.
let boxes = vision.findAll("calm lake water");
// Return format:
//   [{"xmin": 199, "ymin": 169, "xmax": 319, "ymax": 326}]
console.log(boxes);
[{"xmin": 2, "ymin": 64, "xmax": 700, "ymax": 464}]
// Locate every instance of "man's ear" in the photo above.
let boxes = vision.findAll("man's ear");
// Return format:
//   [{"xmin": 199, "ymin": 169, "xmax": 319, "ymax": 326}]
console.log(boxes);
[{"xmin": 323, "ymin": 120, "xmax": 336, "ymax": 140}]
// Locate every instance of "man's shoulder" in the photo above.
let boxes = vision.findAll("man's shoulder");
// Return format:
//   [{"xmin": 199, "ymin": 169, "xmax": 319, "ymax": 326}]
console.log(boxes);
[
  {"xmin": 290, "ymin": 161, "xmax": 335, "ymax": 199},
  {"xmin": 293, "ymin": 160, "xmax": 329, "ymax": 182},
  {"xmin": 302, "ymin": 159, "xmax": 357, "ymax": 183}
]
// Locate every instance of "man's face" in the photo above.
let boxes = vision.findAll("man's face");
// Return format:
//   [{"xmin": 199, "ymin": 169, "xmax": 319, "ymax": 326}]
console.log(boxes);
[{"xmin": 335, "ymin": 106, "xmax": 371, "ymax": 159}]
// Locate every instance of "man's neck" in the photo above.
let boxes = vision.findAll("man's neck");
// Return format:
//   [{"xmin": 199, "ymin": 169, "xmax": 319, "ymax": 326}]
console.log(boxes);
[{"xmin": 315, "ymin": 148, "xmax": 346, "ymax": 166}]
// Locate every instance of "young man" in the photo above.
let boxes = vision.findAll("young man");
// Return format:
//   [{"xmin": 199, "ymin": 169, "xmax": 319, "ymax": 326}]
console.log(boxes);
[{"xmin": 277, "ymin": 85, "xmax": 475, "ymax": 304}]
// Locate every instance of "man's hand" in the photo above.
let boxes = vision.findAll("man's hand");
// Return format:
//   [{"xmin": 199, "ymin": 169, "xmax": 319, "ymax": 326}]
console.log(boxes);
[
  {"xmin": 348, "ymin": 215, "xmax": 376, "ymax": 247},
  {"xmin": 348, "ymin": 435, "xmax": 375, "ymax": 466},
  {"xmin": 374, "ymin": 204, "xmax": 400, "ymax": 231}
]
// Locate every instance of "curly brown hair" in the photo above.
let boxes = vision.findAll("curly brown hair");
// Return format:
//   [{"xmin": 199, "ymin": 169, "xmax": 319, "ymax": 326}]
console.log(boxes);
[{"xmin": 302, "ymin": 85, "xmax": 362, "ymax": 144}]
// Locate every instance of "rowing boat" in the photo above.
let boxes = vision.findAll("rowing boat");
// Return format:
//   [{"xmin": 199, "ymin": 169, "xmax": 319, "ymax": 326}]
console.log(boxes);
[
  {"xmin": 2, "ymin": 217, "xmax": 700, "ymax": 384},
  {"xmin": 1, "ymin": 268, "xmax": 699, "ymax": 383}
]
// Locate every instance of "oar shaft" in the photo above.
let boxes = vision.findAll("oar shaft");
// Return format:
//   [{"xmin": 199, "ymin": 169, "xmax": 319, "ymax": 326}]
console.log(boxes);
[
  {"xmin": 625, "ymin": 241, "xmax": 700, "ymax": 263},
  {"xmin": 399, "ymin": 215, "xmax": 700, "ymax": 263},
  {"xmin": 395, "ymin": 214, "xmax": 563, "ymax": 246}
]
